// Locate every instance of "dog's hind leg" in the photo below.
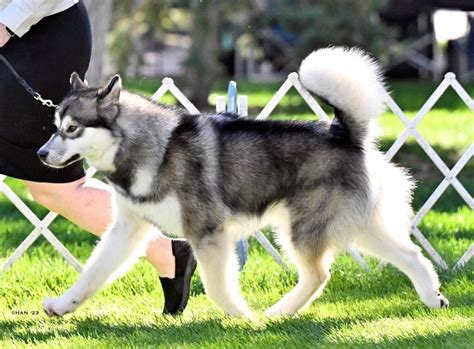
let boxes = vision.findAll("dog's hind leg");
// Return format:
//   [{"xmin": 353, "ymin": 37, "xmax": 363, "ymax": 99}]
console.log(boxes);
[
  {"xmin": 264, "ymin": 203, "xmax": 333, "ymax": 317},
  {"xmin": 265, "ymin": 216, "xmax": 332, "ymax": 316},
  {"xmin": 353, "ymin": 226, "xmax": 449, "ymax": 309},
  {"xmin": 191, "ymin": 231, "xmax": 253, "ymax": 318},
  {"xmin": 43, "ymin": 201, "xmax": 152, "ymax": 317},
  {"xmin": 265, "ymin": 247, "xmax": 332, "ymax": 317}
]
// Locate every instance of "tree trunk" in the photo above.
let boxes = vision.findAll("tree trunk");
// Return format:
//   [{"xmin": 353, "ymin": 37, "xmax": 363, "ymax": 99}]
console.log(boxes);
[
  {"xmin": 83, "ymin": 0, "xmax": 113, "ymax": 86},
  {"xmin": 184, "ymin": 0, "xmax": 220, "ymax": 108}
]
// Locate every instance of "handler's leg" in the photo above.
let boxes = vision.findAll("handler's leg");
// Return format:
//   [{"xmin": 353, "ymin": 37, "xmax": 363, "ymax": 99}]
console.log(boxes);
[
  {"xmin": 43, "ymin": 204, "xmax": 151, "ymax": 316},
  {"xmin": 24, "ymin": 177, "xmax": 175, "ymax": 278}
]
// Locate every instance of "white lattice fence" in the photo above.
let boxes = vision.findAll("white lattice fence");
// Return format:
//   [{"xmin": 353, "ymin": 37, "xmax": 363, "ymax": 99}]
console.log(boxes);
[
  {"xmin": 0, "ymin": 167, "xmax": 97, "ymax": 273},
  {"xmin": 1, "ymin": 73, "xmax": 472, "ymax": 274}
]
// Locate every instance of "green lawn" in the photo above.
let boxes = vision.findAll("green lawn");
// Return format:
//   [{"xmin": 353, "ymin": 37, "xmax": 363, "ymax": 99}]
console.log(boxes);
[{"xmin": 0, "ymin": 79, "xmax": 472, "ymax": 348}]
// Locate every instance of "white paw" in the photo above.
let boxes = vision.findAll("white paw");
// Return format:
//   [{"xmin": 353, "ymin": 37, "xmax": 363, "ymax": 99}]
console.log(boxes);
[
  {"xmin": 423, "ymin": 292, "xmax": 450, "ymax": 309},
  {"xmin": 225, "ymin": 308, "xmax": 255, "ymax": 320},
  {"xmin": 265, "ymin": 306, "xmax": 287, "ymax": 318},
  {"xmin": 43, "ymin": 296, "xmax": 78, "ymax": 317},
  {"xmin": 242, "ymin": 310, "xmax": 256, "ymax": 321},
  {"xmin": 219, "ymin": 303, "xmax": 255, "ymax": 319}
]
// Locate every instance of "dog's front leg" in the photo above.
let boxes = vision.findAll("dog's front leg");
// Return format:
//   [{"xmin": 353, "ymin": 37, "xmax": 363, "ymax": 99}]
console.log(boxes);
[{"xmin": 43, "ymin": 203, "xmax": 150, "ymax": 317}]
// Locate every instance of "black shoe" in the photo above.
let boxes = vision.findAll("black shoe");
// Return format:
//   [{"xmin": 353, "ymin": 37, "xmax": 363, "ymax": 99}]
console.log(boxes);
[{"xmin": 159, "ymin": 239, "xmax": 197, "ymax": 315}]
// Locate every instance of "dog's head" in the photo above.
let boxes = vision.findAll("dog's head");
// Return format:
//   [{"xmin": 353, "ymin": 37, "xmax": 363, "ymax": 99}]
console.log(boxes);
[{"xmin": 38, "ymin": 73, "xmax": 122, "ymax": 170}]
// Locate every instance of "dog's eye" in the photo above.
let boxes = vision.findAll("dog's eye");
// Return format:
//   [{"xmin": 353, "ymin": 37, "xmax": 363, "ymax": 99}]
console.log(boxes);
[{"xmin": 66, "ymin": 125, "xmax": 78, "ymax": 133}]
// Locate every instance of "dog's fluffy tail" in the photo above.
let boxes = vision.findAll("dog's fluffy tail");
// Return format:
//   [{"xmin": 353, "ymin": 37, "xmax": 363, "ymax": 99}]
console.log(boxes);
[{"xmin": 299, "ymin": 47, "xmax": 386, "ymax": 146}]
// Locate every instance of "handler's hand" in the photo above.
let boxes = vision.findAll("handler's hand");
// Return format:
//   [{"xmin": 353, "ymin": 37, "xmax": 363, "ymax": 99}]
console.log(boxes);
[{"xmin": 0, "ymin": 24, "xmax": 12, "ymax": 47}]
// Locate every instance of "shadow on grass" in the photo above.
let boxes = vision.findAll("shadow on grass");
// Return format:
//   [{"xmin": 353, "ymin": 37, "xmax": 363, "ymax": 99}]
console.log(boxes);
[
  {"xmin": 271, "ymin": 267, "xmax": 473, "ymax": 306},
  {"xmin": 0, "ymin": 309, "xmax": 472, "ymax": 348}
]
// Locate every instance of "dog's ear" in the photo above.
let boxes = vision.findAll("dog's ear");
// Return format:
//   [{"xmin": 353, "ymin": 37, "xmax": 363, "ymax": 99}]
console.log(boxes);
[
  {"xmin": 70, "ymin": 72, "xmax": 88, "ymax": 91},
  {"xmin": 97, "ymin": 75, "xmax": 122, "ymax": 108}
]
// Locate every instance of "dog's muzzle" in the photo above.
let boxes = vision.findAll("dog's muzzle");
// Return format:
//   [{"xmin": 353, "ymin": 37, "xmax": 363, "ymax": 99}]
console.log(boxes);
[{"xmin": 37, "ymin": 148, "xmax": 81, "ymax": 168}]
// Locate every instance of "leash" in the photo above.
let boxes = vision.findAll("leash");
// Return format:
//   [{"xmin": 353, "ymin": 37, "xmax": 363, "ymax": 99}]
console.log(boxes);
[{"xmin": 0, "ymin": 53, "xmax": 57, "ymax": 108}]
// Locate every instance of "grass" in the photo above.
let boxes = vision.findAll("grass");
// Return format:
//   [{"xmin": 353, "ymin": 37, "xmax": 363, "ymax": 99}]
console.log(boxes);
[{"xmin": 0, "ymin": 78, "xmax": 473, "ymax": 348}]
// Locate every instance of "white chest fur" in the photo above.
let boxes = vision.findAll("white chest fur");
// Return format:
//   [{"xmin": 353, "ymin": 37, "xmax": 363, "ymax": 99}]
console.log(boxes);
[{"xmin": 118, "ymin": 193, "xmax": 185, "ymax": 237}]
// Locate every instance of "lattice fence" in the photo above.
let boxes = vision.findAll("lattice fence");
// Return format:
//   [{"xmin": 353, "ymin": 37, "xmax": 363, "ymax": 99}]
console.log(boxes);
[{"xmin": 1, "ymin": 72, "xmax": 472, "ymax": 275}]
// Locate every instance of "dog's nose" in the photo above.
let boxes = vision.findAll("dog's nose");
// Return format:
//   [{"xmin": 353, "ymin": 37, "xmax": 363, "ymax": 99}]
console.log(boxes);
[{"xmin": 37, "ymin": 148, "xmax": 49, "ymax": 160}]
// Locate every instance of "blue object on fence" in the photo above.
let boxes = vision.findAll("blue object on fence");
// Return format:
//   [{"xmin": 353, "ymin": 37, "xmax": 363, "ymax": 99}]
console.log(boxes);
[
  {"xmin": 237, "ymin": 239, "xmax": 249, "ymax": 270},
  {"xmin": 227, "ymin": 81, "xmax": 249, "ymax": 269},
  {"xmin": 227, "ymin": 81, "xmax": 237, "ymax": 114}
]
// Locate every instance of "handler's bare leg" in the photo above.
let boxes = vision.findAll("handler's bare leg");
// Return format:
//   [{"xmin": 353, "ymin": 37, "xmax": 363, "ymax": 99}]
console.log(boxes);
[{"xmin": 24, "ymin": 177, "xmax": 175, "ymax": 278}]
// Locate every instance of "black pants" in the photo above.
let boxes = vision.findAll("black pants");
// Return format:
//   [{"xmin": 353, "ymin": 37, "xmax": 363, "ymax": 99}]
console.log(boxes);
[{"xmin": 0, "ymin": 2, "xmax": 91, "ymax": 182}]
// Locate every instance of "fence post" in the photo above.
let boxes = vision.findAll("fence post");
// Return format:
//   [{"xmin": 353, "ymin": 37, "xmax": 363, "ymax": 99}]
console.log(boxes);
[
  {"xmin": 226, "ymin": 81, "xmax": 249, "ymax": 269},
  {"xmin": 218, "ymin": 81, "xmax": 289, "ymax": 270}
]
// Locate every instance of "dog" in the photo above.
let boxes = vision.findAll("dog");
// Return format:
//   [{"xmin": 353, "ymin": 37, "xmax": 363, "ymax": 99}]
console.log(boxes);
[{"xmin": 39, "ymin": 47, "xmax": 448, "ymax": 318}]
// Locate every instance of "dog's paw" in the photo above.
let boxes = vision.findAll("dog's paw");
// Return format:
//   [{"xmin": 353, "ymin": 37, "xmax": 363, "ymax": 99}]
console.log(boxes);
[
  {"xmin": 224, "ymin": 308, "xmax": 255, "ymax": 320},
  {"xmin": 265, "ymin": 306, "xmax": 289, "ymax": 318},
  {"xmin": 437, "ymin": 293, "xmax": 449, "ymax": 309},
  {"xmin": 43, "ymin": 297, "xmax": 77, "ymax": 317},
  {"xmin": 423, "ymin": 292, "xmax": 449, "ymax": 309},
  {"xmin": 242, "ymin": 311, "xmax": 256, "ymax": 321},
  {"xmin": 264, "ymin": 308, "xmax": 279, "ymax": 318},
  {"xmin": 43, "ymin": 297, "xmax": 62, "ymax": 317},
  {"xmin": 218, "ymin": 304, "xmax": 255, "ymax": 320}
]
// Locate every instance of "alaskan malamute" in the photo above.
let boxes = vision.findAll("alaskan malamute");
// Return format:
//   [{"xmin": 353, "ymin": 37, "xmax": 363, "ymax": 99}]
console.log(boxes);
[{"xmin": 39, "ymin": 47, "xmax": 448, "ymax": 317}]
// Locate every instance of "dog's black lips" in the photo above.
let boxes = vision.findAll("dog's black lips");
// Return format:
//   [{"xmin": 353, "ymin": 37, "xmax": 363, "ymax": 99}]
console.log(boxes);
[
  {"xmin": 63, "ymin": 154, "xmax": 81, "ymax": 166},
  {"xmin": 39, "ymin": 153, "xmax": 82, "ymax": 169}
]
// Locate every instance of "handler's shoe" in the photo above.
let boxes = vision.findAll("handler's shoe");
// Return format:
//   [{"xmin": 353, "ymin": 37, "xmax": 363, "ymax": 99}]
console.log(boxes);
[{"xmin": 159, "ymin": 239, "xmax": 197, "ymax": 315}]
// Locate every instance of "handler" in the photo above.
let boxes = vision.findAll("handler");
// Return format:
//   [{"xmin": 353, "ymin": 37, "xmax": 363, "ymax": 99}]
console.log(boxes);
[{"xmin": 0, "ymin": 0, "xmax": 196, "ymax": 315}]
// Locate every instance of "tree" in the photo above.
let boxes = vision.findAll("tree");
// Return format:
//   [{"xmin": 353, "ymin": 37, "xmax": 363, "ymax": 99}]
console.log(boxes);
[
  {"xmin": 108, "ymin": 0, "xmax": 185, "ymax": 77},
  {"xmin": 105, "ymin": 0, "xmax": 392, "ymax": 106},
  {"xmin": 183, "ymin": 0, "xmax": 220, "ymax": 108},
  {"xmin": 256, "ymin": 0, "xmax": 392, "ymax": 65},
  {"xmin": 83, "ymin": 0, "xmax": 113, "ymax": 85}
]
